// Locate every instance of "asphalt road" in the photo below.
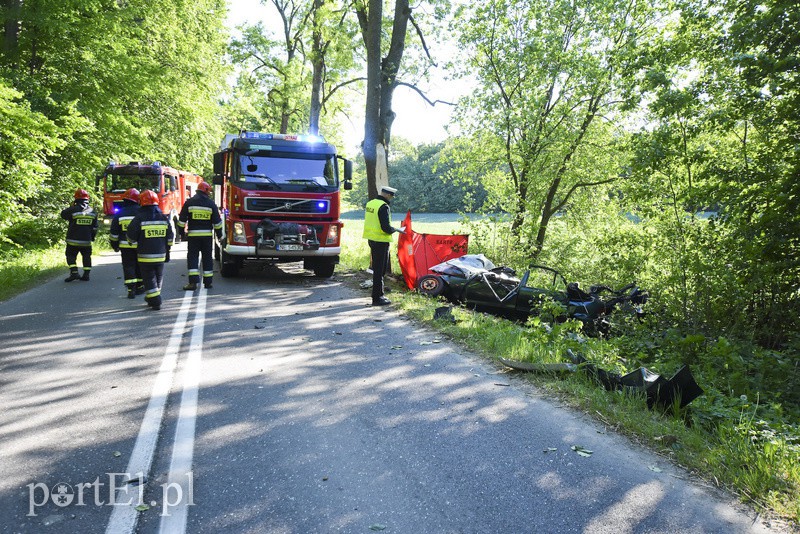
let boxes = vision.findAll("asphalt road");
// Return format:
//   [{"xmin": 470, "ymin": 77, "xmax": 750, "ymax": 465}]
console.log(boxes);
[{"xmin": 0, "ymin": 243, "xmax": 786, "ymax": 534}]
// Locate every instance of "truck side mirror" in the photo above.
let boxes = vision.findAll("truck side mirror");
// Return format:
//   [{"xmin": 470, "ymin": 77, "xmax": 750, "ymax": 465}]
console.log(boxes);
[
  {"xmin": 212, "ymin": 174, "xmax": 223, "ymax": 186},
  {"xmin": 213, "ymin": 152, "xmax": 224, "ymax": 175},
  {"xmin": 343, "ymin": 159, "xmax": 353, "ymax": 190}
]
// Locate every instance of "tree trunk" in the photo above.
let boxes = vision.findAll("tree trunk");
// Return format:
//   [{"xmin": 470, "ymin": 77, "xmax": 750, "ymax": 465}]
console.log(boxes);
[
  {"xmin": 359, "ymin": 0, "xmax": 411, "ymax": 199},
  {"xmin": 360, "ymin": 0, "xmax": 382, "ymax": 199},
  {"xmin": 308, "ymin": 0, "xmax": 324, "ymax": 135},
  {"xmin": 2, "ymin": 0, "xmax": 21, "ymax": 70}
]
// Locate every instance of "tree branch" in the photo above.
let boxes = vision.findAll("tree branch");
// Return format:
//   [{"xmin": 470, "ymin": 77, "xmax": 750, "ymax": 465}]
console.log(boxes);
[
  {"xmin": 393, "ymin": 81, "xmax": 456, "ymax": 107},
  {"xmin": 408, "ymin": 14, "xmax": 435, "ymax": 66}
]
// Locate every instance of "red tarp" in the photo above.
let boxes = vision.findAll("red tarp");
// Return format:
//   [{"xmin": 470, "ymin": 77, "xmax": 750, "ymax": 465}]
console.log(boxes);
[{"xmin": 397, "ymin": 211, "xmax": 469, "ymax": 290}]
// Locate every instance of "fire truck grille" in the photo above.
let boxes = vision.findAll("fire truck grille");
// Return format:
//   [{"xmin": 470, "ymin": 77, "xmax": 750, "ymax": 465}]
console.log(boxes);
[{"xmin": 246, "ymin": 197, "xmax": 329, "ymax": 214}]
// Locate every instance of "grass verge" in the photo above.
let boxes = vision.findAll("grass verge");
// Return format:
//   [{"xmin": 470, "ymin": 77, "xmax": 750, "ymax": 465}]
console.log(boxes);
[{"xmin": 0, "ymin": 247, "xmax": 66, "ymax": 302}]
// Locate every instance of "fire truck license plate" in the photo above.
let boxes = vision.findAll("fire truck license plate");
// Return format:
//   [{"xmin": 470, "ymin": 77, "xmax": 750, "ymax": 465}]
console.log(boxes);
[{"xmin": 278, "ymin": 244, "xmax": 303, "ymax": 251}]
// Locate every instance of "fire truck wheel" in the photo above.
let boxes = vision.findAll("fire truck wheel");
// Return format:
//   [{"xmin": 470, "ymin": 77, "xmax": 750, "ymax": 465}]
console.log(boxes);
[
  {"xmin": 219, "ymin": 243, "xmax": 239, "ymax": 278},
  {"xmin": 312, "ymin": 262, "xmax": 336, "ymax": 278},
  {"xmin": 417, "ymin": 275, "xmax": 445, "ymax": 297}
]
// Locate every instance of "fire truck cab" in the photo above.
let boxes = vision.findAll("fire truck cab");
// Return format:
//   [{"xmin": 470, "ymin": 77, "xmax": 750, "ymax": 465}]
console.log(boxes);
[{"xmin": 213, "ymin": 131, "xmax": 352, "ymax": 278}]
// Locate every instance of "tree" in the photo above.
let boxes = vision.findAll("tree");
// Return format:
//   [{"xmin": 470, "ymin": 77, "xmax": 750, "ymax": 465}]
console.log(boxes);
[
  {"xmin": 355, "ymin": 0, "xmax": 446, "ymax": 199},
  {"xmin": 453, "ymin": 0, "xmax": 658, "ymax": 260},
  {"xmin": 623, "ymin": 0, "xmax": 799, "ymax": 343},
  {"xmin": 0, "ymin": 80, "xmax": 62, "ymax": 230},
  {"xmin": 228, "ymin": 0, "xmax": 360, "ymax": 137},
  {"xmin": 0, "ymin": 0, "xmax": 229, "ymax": 220}
]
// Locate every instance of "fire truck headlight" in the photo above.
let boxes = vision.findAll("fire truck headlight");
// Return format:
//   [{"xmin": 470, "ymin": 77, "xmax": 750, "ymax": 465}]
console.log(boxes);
[
  {"xmin": 326, "ymin": 224, "xmax": 339, "ymax": 245},
  {"xmin": 232, "ymin": 221, "xmax": 247, "ymax": 243}
]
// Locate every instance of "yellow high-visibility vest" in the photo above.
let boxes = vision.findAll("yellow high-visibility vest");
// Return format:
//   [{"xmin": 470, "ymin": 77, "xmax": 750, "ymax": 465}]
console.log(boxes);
[{"xmin": 363, "ymin": 198, "xmax": 392, "ymax": 242}]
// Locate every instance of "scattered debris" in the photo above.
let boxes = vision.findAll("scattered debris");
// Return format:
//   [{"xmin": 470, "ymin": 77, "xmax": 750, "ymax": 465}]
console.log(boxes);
[
  {"xmin": 433, "ymin": 306, "xmax": 456, "ymax": 323},
  {"xmin": 498, "ymin": 349, "xmax": 704, "ymax": 411},
  {"xmin": 571, "ymin": 445, "xmax": 593, "ymax": 457}
]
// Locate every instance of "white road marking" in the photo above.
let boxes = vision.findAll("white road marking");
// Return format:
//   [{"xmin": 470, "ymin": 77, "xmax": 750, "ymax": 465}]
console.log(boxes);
[
  {"xmin": 159, "ymin": 287, "xmax": 207, "ymax": 533},
  {"xmin": 105, "ymin": 291, "xmax": 195, "ymax": 534}
]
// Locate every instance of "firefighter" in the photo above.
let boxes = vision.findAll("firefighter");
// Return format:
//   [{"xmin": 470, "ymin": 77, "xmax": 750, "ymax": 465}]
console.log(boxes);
[
  {"xmin": 126, "ymin": 189, "xmax": 173, "ymax": 310},
  {"xmin": 109, "ymin": 188, "xmax": 145, "ymax": 299},
  {"xmin": 362, "ymin": 186, "xmax": 405, "ymax": 306},
  {"xmin": 177, "ymin": 180, "xmax": 223, "ymax": 291},
  {"xmin": 61, "ymin": 188, "xmax": 98, "ymax": 282}
]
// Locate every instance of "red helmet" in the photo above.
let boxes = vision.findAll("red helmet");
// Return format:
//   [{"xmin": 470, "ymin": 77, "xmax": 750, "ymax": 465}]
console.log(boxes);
[
  {"xmin": 139, "ymin": 189, "xmax": 159, "ymax": 206},
  {"xmin": 74, "ymin": 188, "xmax": 89, "ymax": 200},
  {"xmin": 197, "ymin": 181, "xmax": 212, "ymax": 194},
  {"xmin": 123, "ymin": 188, "xmax": 140, "ymax": 203}
]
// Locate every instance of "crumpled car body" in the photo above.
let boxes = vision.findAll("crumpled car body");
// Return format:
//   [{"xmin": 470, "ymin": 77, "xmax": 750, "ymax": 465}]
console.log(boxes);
[{"xmin": 417, "ymin": 254, "xmax": 648, "ymax": 332}]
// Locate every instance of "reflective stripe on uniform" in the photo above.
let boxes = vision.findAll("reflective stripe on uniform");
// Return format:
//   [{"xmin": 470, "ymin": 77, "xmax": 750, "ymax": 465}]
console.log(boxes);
[
  {"xmin": 187, "ymin": 229, "xmax": 214, "ymax": 237},
  {"xmin": 138, "ymin": 253, "xmax": 166, "ymax": 262}
]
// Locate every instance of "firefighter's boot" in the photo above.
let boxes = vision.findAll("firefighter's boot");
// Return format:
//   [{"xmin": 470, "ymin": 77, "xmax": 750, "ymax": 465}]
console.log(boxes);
[
  {"xmin": 146, "ymin": 295, "xmax": 162, "ymax": 311},
  {"xmin": 80, "ymin": 271, "xmax": 90, "ymax": 281},
  {"xmin": 126, "ymin": 285, "xmax": 136, "ymax": 299},
  {"xmin": 183, "ymin": 282, "xmax": 197, "ymax": 291},
  {"xmin": 64, "ymin": 270, "xmax": 80, "ymax": 282},
  {"xmin": 135, "ymin": 284, "xmax": 145, "ymax": 295}
]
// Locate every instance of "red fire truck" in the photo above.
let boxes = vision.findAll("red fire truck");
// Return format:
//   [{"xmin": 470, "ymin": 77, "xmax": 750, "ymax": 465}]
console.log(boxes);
[
  {"xmin": 212, "ymin": 131, "xmax": 352, "ymax": 278},
  {"xmin": 96, "ymin": 160, "xmax": 202, "ymax": 237}
]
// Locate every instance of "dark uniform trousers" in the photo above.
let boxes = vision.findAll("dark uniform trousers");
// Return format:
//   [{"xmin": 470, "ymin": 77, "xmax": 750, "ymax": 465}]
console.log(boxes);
[
  {"xmin": 369, "ymin": 240, "xmax": 390, "ymax": 301},
  {"xmin": 141, "ymin": 263, "xmax": 165, "ymax": 308},
  {"xmin": 65, "ymin": 244, "xmax": 92, "ymax": 274},
  {"xmin": 120, "ymin": 248, "xmax": 142, "ymax": 290},
  {"xmin": 186, "ymin": 236, "xmax": 213, "ymax": 286}
]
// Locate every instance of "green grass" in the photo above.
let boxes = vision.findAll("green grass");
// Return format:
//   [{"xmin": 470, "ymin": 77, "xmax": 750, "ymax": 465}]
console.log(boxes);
[{"xmin": 0, "ymin": 246, "xmax": 66, "ymax": 301}]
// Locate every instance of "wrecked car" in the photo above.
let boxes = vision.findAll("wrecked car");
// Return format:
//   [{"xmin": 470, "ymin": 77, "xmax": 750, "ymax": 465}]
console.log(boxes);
[{"xmin": 416, "ymin": 254, "xmax": 648, "ymax": 333}]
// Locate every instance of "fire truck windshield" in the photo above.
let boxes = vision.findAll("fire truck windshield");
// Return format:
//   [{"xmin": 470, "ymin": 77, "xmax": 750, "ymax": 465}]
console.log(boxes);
[
  {"xmin": 107, "ymin": 173, "xmax": 161, "ymax": 193},
  {"xmin": 236, "ymin": 152, "xmax": 336, "ymax": 189}
]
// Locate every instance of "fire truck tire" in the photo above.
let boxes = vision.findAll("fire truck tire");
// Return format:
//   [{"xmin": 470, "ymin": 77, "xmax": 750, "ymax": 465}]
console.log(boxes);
[
  {"xmin": 219, "ymin": 242, "xmax": 239, "ymax": 278},
  {"xmin": 312, "ymin": 262, "xmax": 336, "ymax": 278}
]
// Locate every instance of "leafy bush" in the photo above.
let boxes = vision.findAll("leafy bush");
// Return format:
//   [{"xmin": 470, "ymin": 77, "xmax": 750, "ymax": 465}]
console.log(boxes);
[{"xmin": 1, "ymin": 215, "xmax": 63, "ymax": 252}]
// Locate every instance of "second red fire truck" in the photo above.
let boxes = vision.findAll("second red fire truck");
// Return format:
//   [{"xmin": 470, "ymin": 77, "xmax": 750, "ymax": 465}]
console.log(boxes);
[{"xmin": 96, "ymin": 160, "xmax": 202, "ymax": 239}]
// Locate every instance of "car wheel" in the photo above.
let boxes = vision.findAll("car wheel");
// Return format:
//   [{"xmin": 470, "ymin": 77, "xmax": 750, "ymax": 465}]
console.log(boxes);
[{"xmin": 417, "ymin": 275, "xmax": 445, "ymax": 297}]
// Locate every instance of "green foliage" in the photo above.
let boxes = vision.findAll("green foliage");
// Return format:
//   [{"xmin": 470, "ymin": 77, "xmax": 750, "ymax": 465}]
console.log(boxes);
[
  {"xmin": 344, "ymin": 138, "xmax": 489, "ymax": 213},
  {"xmin": 452, "ymin": 0, "xmax": 657, "ymax": 257},
  {"xmin": 710, "ymin": 413, "xmax": 800, "ymax": 517},
  {"xmin": 1, "ymin": 215, "xmax": 63, "ymax": 249},
  {"xmin": 1, "ymin": 0, "xmax": 229, "ymax": 224},
  {"xmin": 0, "ymin": 81, "xmax": 64, "ymax": 226}
]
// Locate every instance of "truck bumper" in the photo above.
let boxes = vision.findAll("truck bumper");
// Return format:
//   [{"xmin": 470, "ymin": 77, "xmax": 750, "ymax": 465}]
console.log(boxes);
[{"xmin": 225, "ymin": 245, "xmax": 341, "ymax": 257}]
